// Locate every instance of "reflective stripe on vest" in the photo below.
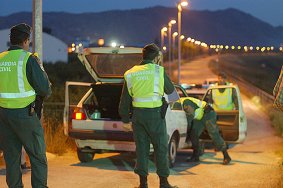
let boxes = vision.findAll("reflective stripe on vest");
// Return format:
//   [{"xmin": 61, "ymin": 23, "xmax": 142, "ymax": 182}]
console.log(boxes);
[
  {"xmin": 212, "ymin": 88, "xmax": 234, "ymax": 110},
  {"xmin": 0, "ymin": 50, "xmax": 36, "ymax": 108},
  {"xmin": 125, "ymin": 63, "xmax": 164, "ymax": 108}
]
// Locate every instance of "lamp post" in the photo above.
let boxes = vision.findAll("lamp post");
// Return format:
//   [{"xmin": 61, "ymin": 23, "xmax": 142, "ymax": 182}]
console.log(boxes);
[
  {"xmin": 160, "ymin": 27, "xmax": 167, "ymax": 53},
  {"xmin": 168, "ymin": 19, "xmax": 176, "ymax": 77},
  {"xmin": 172, "ymin": 32, "xmax": 178, "ymax": 63},
  {"xmin": 177, "ymin": 1, "xmax": 188, "ymax": 84}
]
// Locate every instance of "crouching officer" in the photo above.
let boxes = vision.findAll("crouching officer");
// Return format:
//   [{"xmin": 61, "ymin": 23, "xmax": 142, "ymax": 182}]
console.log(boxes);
[
  {"xmin": 178, "ymin": 97, "xmax": 231, "ymax": 165},
  {"xmin": 0, "ymin": 23, "xmax": 51, "ymax": 187},
  {"xmin": 119, "ymin": 43, "xmax": 177, "ymax": 188}
]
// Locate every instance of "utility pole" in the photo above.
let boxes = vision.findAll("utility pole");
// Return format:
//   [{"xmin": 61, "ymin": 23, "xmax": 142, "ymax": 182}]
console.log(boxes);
[{"xmin": 32, "ymin": 0, "xmax": 43, "ymax": 64}]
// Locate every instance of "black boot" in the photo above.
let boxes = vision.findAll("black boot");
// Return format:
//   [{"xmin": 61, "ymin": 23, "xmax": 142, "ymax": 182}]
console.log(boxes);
[
  {"xmin": 159, "ymin": 176, "xmax": 178, "ymax": 188},
  {"xmin": 138, "ymin": 175, "xmax": 148, "ymax": 188},
  {"xmin": 186, "ymin": 150, "xmax": 200, "ymax": 162},
  {"xmin": 222, "ymin": 150, "xmax": 231, "ymax": 165}
]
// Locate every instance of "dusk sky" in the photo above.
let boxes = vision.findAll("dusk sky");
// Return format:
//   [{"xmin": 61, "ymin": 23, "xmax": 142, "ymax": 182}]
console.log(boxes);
[{"xmin": 1, "ymin": 0, "xmax": 283, "ymax": 26}]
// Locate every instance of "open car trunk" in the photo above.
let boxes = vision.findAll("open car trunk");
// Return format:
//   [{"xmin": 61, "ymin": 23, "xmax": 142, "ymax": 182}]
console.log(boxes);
[{"xmin": 83, "ymin": 83, "xmax": 124, "ymax": 120}]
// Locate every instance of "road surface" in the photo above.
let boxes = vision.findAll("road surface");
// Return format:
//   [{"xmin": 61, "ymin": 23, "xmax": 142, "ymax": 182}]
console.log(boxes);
[{"xmin": 1, "ymin": 56, "xmax": 283, "ymax": 188}]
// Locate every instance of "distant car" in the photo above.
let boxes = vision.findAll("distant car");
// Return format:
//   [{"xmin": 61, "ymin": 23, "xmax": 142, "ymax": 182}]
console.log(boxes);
[
  {"xmin": 181, "ymin": 83, "xmax": 207, "ymax": 100},
  {"xmin": 63, "ymin": 47, "xmax": 247, "ymax": 167},
  {"xmin": 203, "ymin": 78, "xmax": 218, "ymax": 88}
]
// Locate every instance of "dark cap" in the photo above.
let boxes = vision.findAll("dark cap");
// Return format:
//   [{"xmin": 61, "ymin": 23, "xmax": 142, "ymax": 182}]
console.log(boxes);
[
  {"xmin": 142, "ymin": 43, "xmax": 160, "ymax": 60},
  {"xmin": 10, "ymin": 23, "xmax": 31, "ymax": 35}
]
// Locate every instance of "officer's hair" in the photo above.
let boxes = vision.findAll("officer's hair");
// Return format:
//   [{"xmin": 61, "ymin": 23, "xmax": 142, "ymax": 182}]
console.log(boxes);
[
  {"xmin": 10, "ymin": 30, "xmax": 29, "ymax": 45},
  {"xmin": 142, "ymin": 43, "xmax": 160, "ymax": 60}
]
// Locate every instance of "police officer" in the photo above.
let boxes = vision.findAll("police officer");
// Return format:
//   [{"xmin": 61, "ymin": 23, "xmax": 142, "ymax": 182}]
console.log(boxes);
[
  {"xmin": 178, "ymin": 97, "xmax": 231, "ymax": 165},
  {"xmin": 0, "ymin": 23, "xmax": 51, "ymax": 187},
  {"xmin": 211, "ymin": 72, "xmax": 238, "ymax": 110},
  {"xmin": 119, "ymin": 44, "xmax": 177, "ymax": 188}
]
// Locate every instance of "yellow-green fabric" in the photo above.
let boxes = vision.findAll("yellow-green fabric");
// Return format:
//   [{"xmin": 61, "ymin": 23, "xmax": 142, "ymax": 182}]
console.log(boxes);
[
  {"xmin": 125, "ymin": 63, "xmax": 164, "ymax": 108},
  {"xmin": 212, "ymin": 88, "xmax": 234, "ymax": 110},
  {"xmin": 179, "ymin": 97, "xmax": 207, "ymax": 120},
  {"xmin": 0, "ymin": 49, "xmax": 35, "ymax": 108}
]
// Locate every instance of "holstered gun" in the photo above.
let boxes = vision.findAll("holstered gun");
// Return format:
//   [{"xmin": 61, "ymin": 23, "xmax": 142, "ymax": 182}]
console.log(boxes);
[
  {"xmin": 160, "ymin": 97, "xmax": 168, "ymax": 119},
  {"xmin": 35, "ymin": 95, "xmax": 44, "ymax": 119}
]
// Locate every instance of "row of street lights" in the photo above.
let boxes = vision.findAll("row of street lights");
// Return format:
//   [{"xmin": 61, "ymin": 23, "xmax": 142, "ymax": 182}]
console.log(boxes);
[{"xmin": 160, "ymin": 1, "xmax": 188, "ymax": 84}]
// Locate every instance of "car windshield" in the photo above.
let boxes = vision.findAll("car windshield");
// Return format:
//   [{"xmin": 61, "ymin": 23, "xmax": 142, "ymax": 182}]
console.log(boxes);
[{"xmin": 85, "ymin": 53, "xmax": 142, "ymax": 78}]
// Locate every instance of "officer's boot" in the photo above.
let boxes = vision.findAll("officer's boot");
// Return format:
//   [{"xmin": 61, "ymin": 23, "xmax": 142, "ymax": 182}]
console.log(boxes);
[
  {"xmin": 159, "ymin": 176, "xmax": 178, "ymax": 188},
  {"xmin": 138, "ymin": 175, "xmax": 148, "ymax": 188},
  {"xmin": 222, "ymin": 149, "xmax": 231, "ymax": 165},
  {"xmin": 186, "ymin": 149, "xmax": 200, "ymax": 162}
]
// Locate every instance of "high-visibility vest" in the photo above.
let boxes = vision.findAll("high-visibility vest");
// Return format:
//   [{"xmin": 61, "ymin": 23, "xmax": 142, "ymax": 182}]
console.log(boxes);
[
  {"xmin": 0, "ymin": 49, "xmax": 36, "ymax": 108},
  {"xmin": 179, "ymin": 97, "xmax": 207, "ymax": 120},
  {"xmin": 125, "ymin": 63, "xmax": 164, "ymax": 108},
  {"xmin": 212, "ymin": 88, "xmax": 234, "ymax": 110}
]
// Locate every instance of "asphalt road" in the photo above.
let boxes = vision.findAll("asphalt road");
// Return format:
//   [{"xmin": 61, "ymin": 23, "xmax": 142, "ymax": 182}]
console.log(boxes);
[{"xmin": 1, "ymin": 56, "xmax": 283, "ymax": 188}]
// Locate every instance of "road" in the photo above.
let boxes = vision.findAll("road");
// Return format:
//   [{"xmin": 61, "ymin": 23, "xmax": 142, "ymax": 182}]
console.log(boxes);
[{"xmin": 1, "ymin": 56, "xmax": 283, "ymax": 188}]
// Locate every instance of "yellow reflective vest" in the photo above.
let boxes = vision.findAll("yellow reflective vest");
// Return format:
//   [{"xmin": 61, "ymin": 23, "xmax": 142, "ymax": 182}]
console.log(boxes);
[
  {"xmin": 179, "ymin": 97, "xmax": 207, "ymax": 120},
  {"xmin": 212, "ymin": 88, "xmax": 234, "ymax": 110},
  {"xmin": 125, "ymin": 63, "xmax": 164, "ymax": 108},
  {"xmin": 0, "ymin": 49, "xmax": 36, "ymax": 108}
]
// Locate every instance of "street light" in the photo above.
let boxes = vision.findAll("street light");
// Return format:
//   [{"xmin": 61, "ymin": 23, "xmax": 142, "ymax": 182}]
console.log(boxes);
[
  {"xmin": 172, "ymin": 32, "xmax": 178, "ymax": 63},
  {"xmin": 168, "ymin": 19, "xmax": 176, "ymax": 77},
  {"xmin": 177, "ymin": 1, "xmax": 188, "ymax": 84},
  {"xmin": 160, "ymin": 27, "xmax": 168, "ymax": 53}
]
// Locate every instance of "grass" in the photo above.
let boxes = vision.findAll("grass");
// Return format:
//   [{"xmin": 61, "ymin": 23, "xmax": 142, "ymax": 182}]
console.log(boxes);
[{"xmin": 43, "ymin": 106, "xmax": 76, "ymax": 155}]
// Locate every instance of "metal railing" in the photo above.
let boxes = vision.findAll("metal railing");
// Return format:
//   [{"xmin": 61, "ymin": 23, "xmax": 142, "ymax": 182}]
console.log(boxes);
[{"xmin": 225, "ymin": 72, "xmax": 274, "ymax": 108}]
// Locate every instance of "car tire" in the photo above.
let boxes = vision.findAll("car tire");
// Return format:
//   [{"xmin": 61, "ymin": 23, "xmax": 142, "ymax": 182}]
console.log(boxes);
[
  {"xmin": 168, "ymin": 134, "xmax": 178, "ymax": 168},
  {"xmin": 77, "ymin": 148, "xmax": 95, "ymax": 163}
]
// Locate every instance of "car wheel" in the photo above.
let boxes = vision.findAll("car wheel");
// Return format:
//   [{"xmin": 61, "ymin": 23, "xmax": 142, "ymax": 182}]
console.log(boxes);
[
  {"xmin": 77, "ymin": 148, "xmax": 95, "ymax": 163},
  {"xmin": 168, "ymin": 135, "xmax": 178, "ymax": 168}
]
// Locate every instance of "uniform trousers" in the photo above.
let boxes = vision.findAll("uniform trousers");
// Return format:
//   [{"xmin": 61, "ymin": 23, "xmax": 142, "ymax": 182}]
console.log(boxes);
[
  {"xmin": 132, "ymin": 107, "xmax": 170, "ymax": 177},
  {"xmin": 0, "ymin": 106, "xmax": 48, "ymax": 188}
]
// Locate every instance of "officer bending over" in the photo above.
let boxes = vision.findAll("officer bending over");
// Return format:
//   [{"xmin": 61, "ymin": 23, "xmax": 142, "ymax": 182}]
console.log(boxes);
[{"xmin": 178, "ymin": 97, "xmax": 231, "ymax": 165}]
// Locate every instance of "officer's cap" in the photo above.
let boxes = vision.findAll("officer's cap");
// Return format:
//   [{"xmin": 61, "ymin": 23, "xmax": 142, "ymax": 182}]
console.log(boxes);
[{"xmin": 10, "ymin": 23, "xmax": 31, "ymax": 35}]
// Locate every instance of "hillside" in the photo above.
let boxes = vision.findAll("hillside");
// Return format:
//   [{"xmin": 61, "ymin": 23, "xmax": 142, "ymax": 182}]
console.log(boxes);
[{"xmin": 0, "ymin": 6, "xmax": 282, "ymax": 46}]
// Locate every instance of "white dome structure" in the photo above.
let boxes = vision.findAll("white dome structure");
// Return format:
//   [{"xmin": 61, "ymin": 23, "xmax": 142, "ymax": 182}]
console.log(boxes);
[{"xmin": 0, "ymin": 29, "xmax": 68, "ymax": 63}]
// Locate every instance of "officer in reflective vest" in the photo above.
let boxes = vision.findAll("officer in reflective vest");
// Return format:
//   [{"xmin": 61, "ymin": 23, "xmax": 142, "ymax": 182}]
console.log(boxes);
[
  {"xmin": 178, "ymin": 97, "xmax": 231, "ymax": 165},
  {"xmin": 0, "ymin": 23, "xmax": 51, "ymax": 188},
  {"xmin": 212, "ymin": 72, "xmax": 237, "ymax": 110},
  {"xmin": 119, "ymin": 44, "xmax": 177, "ymax": 188}
]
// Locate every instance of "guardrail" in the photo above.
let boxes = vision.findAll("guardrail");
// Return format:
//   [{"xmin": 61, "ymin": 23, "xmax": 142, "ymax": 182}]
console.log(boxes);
[{"xmin": 225, "ymin": 72, "xmax": 274, "ymax": 108}]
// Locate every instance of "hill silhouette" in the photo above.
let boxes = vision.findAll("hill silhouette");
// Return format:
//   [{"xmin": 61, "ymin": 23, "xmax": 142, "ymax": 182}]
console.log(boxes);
[{"xmin": 0, "ymin": 6, "xmax": 282, "ymax": 46}]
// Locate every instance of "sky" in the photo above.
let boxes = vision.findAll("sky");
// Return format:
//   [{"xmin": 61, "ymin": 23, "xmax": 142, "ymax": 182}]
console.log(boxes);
[{"xmin": 1, "ymin": 0, "xmax": 283, "ymax": 27}]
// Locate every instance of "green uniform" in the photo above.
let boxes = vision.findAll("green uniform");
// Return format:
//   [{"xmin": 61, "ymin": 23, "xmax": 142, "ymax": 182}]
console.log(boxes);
[
  {"xmin": 0, "ymin": 46, "xmax": 51, "ymax": 188},
  {"xmin": 119, "ymin": 60, "xmax": 174, "ymax": 177},
  {"xmin": 181, "ymin": 97, "xmax": 227, "ymax": 155}
]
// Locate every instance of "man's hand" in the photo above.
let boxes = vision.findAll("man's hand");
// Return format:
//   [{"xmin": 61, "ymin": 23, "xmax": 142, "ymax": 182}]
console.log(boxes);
[{"xmin": 122, "ymin": 123, "xmax": 133, "ymax": 132}]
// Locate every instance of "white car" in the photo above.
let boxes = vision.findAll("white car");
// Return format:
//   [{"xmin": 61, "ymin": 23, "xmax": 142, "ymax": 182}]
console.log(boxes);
[{"xmin": 63, "ymin": 47, "xmax": 247, "ymax": 167}]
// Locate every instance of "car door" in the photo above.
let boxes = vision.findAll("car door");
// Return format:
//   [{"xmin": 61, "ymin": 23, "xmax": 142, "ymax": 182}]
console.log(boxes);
[
  {"xmin": 63, "ymin": 81, "xmax": 92, "ymax": 136},
  {"xmin": 201, "ymin": 85, "xmax": 247, "ymax": 143}
]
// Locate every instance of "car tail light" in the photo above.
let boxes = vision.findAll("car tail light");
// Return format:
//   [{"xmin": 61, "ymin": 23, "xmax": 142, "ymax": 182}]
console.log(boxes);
[{"xmin": 72, "ymin": 108, "xmax": 86, "ymax": 120}]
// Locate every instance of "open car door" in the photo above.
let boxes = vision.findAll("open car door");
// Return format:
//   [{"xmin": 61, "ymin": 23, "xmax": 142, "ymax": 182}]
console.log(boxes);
[
  {"xmin": 63, "ymin": 81, "xmax": 92, "ymax": 136},
  {"xmin": 201, "ymin": 85, "xmax": 247, "ymax": 143}
]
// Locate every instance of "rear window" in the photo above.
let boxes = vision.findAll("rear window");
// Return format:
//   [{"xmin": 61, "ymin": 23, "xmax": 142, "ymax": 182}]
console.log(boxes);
[{"xmin": 85, "ymin": 53, "xmax": 142, "ymax": 78}]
